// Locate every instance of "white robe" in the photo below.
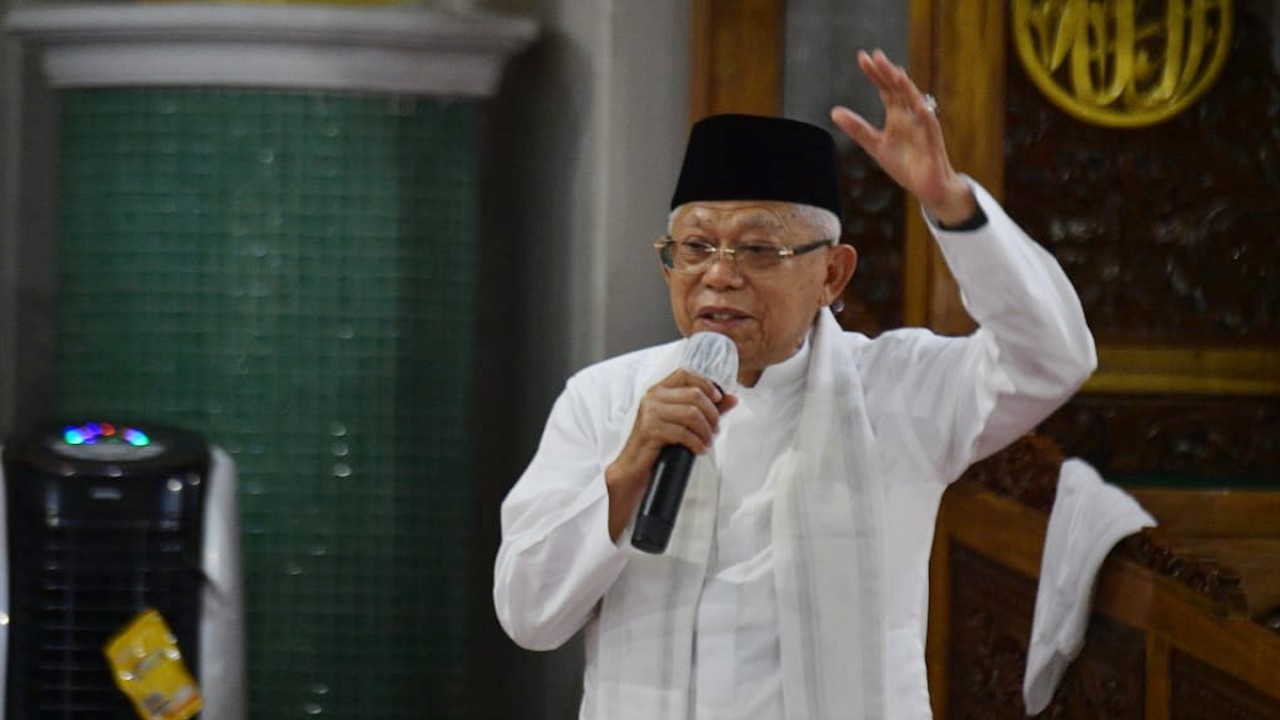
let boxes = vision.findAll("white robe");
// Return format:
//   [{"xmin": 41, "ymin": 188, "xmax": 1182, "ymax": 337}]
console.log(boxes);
[
  {"xmin": 494, "ymin": 181, "xmax": 1097, "ymax": 719},
  {"xmin": 694, "ymin": 339, "xmax": 808, "ymax": 718}
]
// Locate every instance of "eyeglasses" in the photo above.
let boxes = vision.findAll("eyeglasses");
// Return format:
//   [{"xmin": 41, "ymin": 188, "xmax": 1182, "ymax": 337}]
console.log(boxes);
[{"xmin": 655, "ymin": 236, "xmax": 835, "ymax": 274}]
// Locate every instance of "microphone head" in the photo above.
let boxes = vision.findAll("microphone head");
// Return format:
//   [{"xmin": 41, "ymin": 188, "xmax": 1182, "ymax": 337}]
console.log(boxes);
[{"xmin": 680, "ymin": 332, "xmax": 739, "ymax": 388}]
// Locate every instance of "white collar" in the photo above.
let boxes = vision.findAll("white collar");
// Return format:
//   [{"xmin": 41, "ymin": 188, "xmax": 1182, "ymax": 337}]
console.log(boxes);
[{"xmin": 748, "ymin": 332, "xmax": 811, "ymax": 396}]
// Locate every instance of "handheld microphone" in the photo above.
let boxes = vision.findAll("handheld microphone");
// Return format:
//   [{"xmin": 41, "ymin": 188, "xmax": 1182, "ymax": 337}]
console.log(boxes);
[{"xmin": 631, "ymin": 331, "xmax": 738, "ymax": 554}]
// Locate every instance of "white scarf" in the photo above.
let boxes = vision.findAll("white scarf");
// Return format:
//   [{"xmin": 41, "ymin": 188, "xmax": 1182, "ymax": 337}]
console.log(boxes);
[{"xmin": 595, "ymin": 310, "xmax": 886, "ymax": 719}]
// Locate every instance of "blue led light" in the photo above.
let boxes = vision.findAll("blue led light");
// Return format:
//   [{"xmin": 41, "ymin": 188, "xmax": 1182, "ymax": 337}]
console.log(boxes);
[
  {"xmin": 61, "ymin": 422, "xmax": 154, "ymax": 446},
  {"xmin": 123, "ymin": 428, "xmax": 151, "ymax": 447}
]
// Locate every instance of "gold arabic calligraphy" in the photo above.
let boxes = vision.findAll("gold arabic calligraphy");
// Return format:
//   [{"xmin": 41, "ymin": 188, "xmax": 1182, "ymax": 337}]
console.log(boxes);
[{"xmin": 1013, "ymin": 0, "xmax": 1233, "ymax": 127}]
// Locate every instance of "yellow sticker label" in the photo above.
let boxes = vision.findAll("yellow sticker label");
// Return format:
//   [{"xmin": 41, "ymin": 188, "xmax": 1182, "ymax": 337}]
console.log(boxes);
[{"xmin": 103, "ymin": 609, "xmax": 204, "ymax": 720}]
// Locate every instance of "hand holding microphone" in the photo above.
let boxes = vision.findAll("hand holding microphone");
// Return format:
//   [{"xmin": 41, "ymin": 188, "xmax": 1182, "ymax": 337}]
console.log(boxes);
[{"xmin": 629, "ymin": 332, "xmax": 738, "ymax": 554}]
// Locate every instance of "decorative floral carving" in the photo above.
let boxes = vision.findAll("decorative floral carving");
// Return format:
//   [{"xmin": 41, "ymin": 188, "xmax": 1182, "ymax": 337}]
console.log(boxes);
[
  {"xmin": 1121, "ymin": 528, "xmax": 1250, "ymax": 617},
  {"xmin": 1040, "ymin": 396, "xmax": 1280, "ymax": 480},
  {"xmin": 959, "ymin": 433, "xmax": 1256, "ymax": 619},
  {"xmin": 834, "ymin": 144, "xmax": 903, "ymax": 336},
  {"xmin": 958, "ymin": 434, "xmax": 1064, "ymax": 514},
  {"xmin": 948, "ymin": 544, "xmax": 1145, "ymax": 718},
  {"xmin": 1003, "ymin": 0, "xmax": 1280, "ymax": 344},
  {"xmin": 950, "ymin": 544, "xmax": 1036, "ymax": 719}
]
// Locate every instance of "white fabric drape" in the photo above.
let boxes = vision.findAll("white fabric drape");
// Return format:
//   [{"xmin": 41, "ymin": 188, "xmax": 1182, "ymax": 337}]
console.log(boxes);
[
  {"xmin": 594, "ymin": 309, "xmax": 887, "ymax": 719},
  {"xmin": 1023, "ymin": 459, "xmax": 1156, "ymax": 713}
]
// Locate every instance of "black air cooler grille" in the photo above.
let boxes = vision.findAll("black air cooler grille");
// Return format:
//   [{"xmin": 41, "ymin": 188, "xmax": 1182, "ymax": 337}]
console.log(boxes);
[{"xmin": 7, "ymin": 473, "xmax": 206, "ymax": 720}]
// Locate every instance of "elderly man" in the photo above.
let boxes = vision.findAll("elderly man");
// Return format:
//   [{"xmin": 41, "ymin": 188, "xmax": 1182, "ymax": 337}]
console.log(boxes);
[{"xmin": 494, "ymin": 50, "xmax": 1096, "ymax": 720}]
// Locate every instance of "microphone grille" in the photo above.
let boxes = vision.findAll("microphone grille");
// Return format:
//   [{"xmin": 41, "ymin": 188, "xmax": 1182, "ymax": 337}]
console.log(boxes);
[{"xmin": 680, "ymin": 332, "xmax": 739, "ymax": 388}]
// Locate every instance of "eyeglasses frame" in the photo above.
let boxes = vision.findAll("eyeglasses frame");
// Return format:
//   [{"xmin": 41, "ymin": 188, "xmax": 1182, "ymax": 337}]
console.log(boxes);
[{"xmin": 654, "ymin": 235, "xmax": 836, "ymax": 273}]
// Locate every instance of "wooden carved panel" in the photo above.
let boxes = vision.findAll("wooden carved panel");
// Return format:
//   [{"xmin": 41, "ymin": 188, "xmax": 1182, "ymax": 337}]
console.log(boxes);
[
  {"xmin": 1040, "ymin": 394, "xmax": 1280, "ymax": 480},
  {"xmin": 1123, "ymin": 528, "xmax": 1251, "ymax": 617},
  {"xmin": 1003, "ymin": 0, "xmax": 1280, "ymax": 346},
  {"xmin": 835, "ymin": 146, "xmax": 905, "ymax": 336},
  {"xmin": 949, "ymin": 543, "xmax": 1145, "ymax": 719},
  {"xmin": 1171, "ymin": 650, "xmax": 1280, "ymax": 719},
  {"xmin": 957, "ymin": 433, "xmax": 1064, "ymax": 514},
  {"xmin": 953, "ymin": 434, "xmax": 1257, "ymax": 616}
]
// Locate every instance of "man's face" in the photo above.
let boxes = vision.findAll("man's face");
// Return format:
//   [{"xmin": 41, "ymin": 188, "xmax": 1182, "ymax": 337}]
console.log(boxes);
[{"xmin": 663, "ymin": 200, "xmax": 857, "ymax": 386}]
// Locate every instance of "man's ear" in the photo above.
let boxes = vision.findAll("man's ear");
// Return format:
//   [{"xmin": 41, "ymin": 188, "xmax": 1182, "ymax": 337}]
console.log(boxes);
[{"xmin": 823, "ymin": 244, "xmax": 858, "ymax": 304}]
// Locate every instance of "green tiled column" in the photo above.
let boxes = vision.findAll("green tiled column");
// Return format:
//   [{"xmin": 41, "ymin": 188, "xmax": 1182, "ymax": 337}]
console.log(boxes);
[{"xmin": 57, "ymin": 88, "xmax": 477, "ymax": 719}]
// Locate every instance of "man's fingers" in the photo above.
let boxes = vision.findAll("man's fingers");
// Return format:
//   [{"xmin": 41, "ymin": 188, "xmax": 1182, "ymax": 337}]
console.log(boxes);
[
  {"xmin": 670, "ymin": 397, "xmax": 717, "ymax": 441},
  {"xmin": 659, "ymin": 368, "xmax": 723, "ymax": 402},
  {"xmin": 860, "ymin": 49, "xmax": 892, "ymax": 88},
  {"xmin": 653, "ymin": 376, "xmax": 724, "ymax": 419},
  {"xmin": 717, "ymin": 393, "xmax": 739, "ymax": 415},
  {"xmin": 860, "ymin": 48, "xmax": 928, "ymax": 117},
  {"xmin": 638, "ymin": 384, "xmax": 722, "ymax": 449},
  {"xmin": 871, "ymin": 50, "xmax": 910, "ymax": 101},
  {"xmin": 858, "ymin": 50, "xmax": 898, "ymax": 110},
  {"xmin": 831, "ymin": 106, "xmax": 879, "ymax": 152},
  {"xmin": 677, "ymin": 426, "xmax": 712, "ymax": 455},
  {"xmin": 639, "ymin": 410, "xmax": 713, "ymax": 454},
  {"xmin": 881, "ymin": 55, "xmax": 938, "ymax": 125}
]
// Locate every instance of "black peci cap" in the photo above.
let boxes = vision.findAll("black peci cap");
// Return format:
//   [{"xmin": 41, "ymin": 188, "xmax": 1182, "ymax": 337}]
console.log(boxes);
[{"xmin": 670, "ymin": 114, "xmax": 842, "ymax": 221}]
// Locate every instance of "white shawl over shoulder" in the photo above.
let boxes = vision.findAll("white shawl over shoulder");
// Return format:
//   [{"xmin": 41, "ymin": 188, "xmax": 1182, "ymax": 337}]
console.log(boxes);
[{"xmin": 595, "ymin": 310, "xmax": 887, "ymax": 720}]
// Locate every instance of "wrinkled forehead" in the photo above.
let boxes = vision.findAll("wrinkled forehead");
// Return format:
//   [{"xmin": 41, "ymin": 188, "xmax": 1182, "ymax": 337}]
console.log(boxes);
[{"xmin": 670, "ymin": 200, "xmax": 800, "ymax": 236}]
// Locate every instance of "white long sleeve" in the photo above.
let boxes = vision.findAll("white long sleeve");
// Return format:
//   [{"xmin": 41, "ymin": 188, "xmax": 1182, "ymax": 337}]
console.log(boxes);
[
  {"xmin": 933, "ymin": 180, "xmax": 1096, "ymax": 463},
  {"xmin": 857, "ymin": 178, "xmax": 1096, "ymax": 484},
  {"xmin": 493, "ymin": 380, "xmax": 634, "ymax": 650}
]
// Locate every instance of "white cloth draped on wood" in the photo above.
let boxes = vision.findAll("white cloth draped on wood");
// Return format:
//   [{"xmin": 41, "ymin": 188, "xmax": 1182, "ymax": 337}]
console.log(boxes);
[
  {"xmin": 1023, "ymin": 458, "xmax": 1156, "ymax": 714},
  {"xmin": 596, "ymin": 309, "xmax": 886, "ymax": 720}
]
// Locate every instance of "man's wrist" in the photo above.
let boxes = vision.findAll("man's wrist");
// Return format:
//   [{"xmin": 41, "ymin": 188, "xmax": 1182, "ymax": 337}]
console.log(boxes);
[
  {"xmin": 935, "ymin": 205, "xmax": 988, "ymax": 231},
  {"xmin": 923, "ymin": 175, "xmax": 982, "ymax": 228}
]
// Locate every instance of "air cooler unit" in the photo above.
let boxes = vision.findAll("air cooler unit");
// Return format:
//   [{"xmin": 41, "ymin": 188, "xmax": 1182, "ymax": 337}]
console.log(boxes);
[{"xmin": 0, "ymin": 421, "xmax": 244, "ymax": 720}]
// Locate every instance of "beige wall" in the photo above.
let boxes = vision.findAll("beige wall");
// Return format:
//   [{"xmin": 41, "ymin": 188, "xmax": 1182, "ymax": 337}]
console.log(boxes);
[
  {"xmin": 474, "ymin": 1, "xmax": 690, "ymax": 716},
  {"xmin": 1, "ymin": 0, "xmax": 16, "ymax": 434},
  {"xmin": 482, "ymin": 0, "xmax": 688, "ymax": 433},
  {"xmin": 1, "ymin": 0, "xmax": 60, "ymax": 438}
]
